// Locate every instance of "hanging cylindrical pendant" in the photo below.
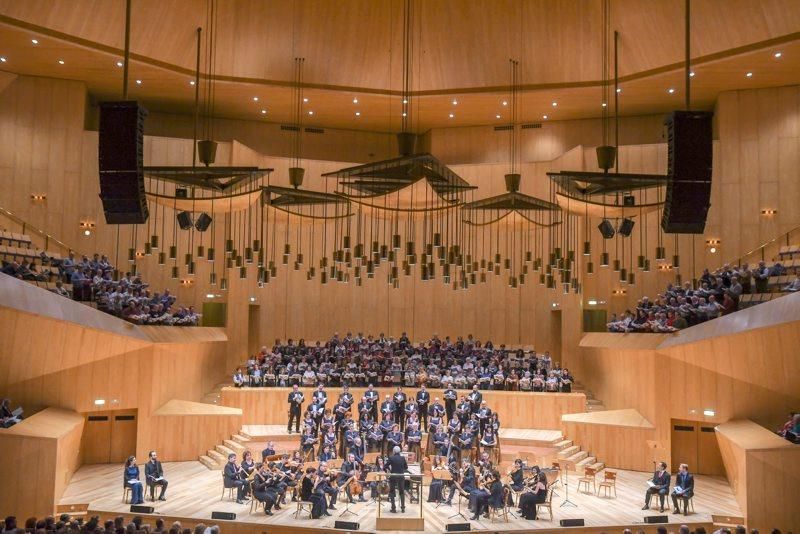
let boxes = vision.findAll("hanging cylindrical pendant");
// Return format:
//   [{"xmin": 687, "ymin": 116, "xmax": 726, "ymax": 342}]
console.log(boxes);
[
  {"xmin": 644, "ymin": 259, "xmax": 651, "ymax": 272},
  {"xmin": 220, "ymin": 277, "xmax": 228, "ymax": 290},
  {"xmin": 554, "ymin": 247, "xmax": 562, "ymax": 259},
  {"xmin": 433, "ymin": 233, "xmax": 442, "ymax": 247},
  {"xmin": 157, "ymin": 252, "xmax": 166, "ymax": 265},
  {"xmin": 525, "ymin": 251, "xmax": 532, "ymax": 262},
  {"xmin": 539, "ymin": 273, "xmax": 545, "ymax": 285},
  {"xmin": 613, "ymin": 259, "xmax": 621, "ymax": 272},
  {"xmin": 343, "ymin": 235, "xmax": 351, "ymax": 250},
  {"xmin": 388, "ymin": 250, "xmax": 395, "ymax": 262},
  {"xmin": 494, "ymin": 252, "xmax": 501, "ymax": 264},
  {"xmin": 170, "ymin": 266, "xmax": 179, "ymax": 279},
  {"xmin": 128, "ymin": 248, "xmax": 135, "ymax": 262},
  {"xmin": 234, "ymin": 255, "xmax": 242, "ymax": 268},
  {"xmin": 391, "ymin": 266, "xmax": 399, "ymax": 279},
  {"xmin": 600, "ymin": 252, "xmax": 610, "ymax": 266},
  {"xmin": 493, "ymin": 264, "xmax": 500, "ymax": 275},
  {"xmin": 620, "ymin": 267, "xmax": 627, "ymax": 283},
  {"xmin": 169, "ymin": 245, "xmax": 177, "ymax": 260},
  {"xmin": 628, "ymin": 272, "xmax": 636, "ymax": 286},
  {"xmin": 405, "ymin": 241, "xmax": 415, "ymax": 258},
  {"xmin": 226, "ymin": 257, "xmax": 234, "ymax": 269},
  {"xmin": 207, "ymin": 247, "xmax": 215, "ymax": 262},
  {"xmin": 504, "ymin": 258, "xmax": 511, "ymax": 270},
  {"xmin": 672, "ymin": 254, "xmax": 680, "ymax": 268},
  {"xmin": 271, "ymin": 266, "xmax": 277, "ymax": 277},
  {"xmin": 354, "ymin": 243, "xmax": 363, "ymax": 258},
  {"xmin": 582, "ymin": 241, "xmax": 591, "ymax": 256},
  {"xmin": 185, "ymin": 253, "xmax": 192, "ymax": 267},
  {"xmin": 321, "ymin": 271, "xmax": 328, "ymax": 284},
  {"xmin": 380, "ymin": 245, "xmax": 389, "ymax": 260},
  {"xmin": 283, "ymin": 243, "xmax": 291, "ymax": 257},
  {"xmin": 548, "ymin": 252, "xmax": 556, "ymax": 266},
  {"xmin": 187, "ymin": 261, "xmax": 195, "ymax": 276},
  {"xmin": 209, "ymin": 271, "xmax": 217, "ymax": 285},
  {"xmin": 344, "ymin": 251, "xmax": 352, "ymax": 264},
  {"xmin": 519, "ymin": 273, "xmax": 526, "ymax": 284},
  {"xmin": 637, "ymin": 255, "xmax": 645, "ymax": 269},
  {"xmin": 425, "ymin": 243, "xmax": 434, "ymax": 256},
  {"xmin": 563, "ymin": 270, "xmax": 571, "ymax": 284},
  {"xmin": 130, "ymin": 263, "xmax": 137, "ymax": 276},
  {"xmin": 567, "ymin": 250, "xmax": 575, "ymax": 262},
  {"xmin": 293, "ymin": 261, "xmax": 300, "ymax": 271},
  {"xmin": 253, "ymin": 239, "xmax": 261, "ymax": 253},
  {"xmin": 225, "ymin": 239, "xmax": 234, "ymax": 254},
  {"xmin": 257, "ymin": 249, "xmax": 264, "ymax": 267},
  {"xmin": 546, "ymin": 274, "xmax": 555, "ymax": 289},
  {"xmin": 587, "ymin": 261, "xmax": 594, "ymax": 274},
  {"xmin": 197, "ymin": 245, "xmax": 205, "ymax": 258},
  {"xmin": 150, "ymin": 235, "xmax": 159, "ymax": 250},
  {"xmin": 675, "ymin": 273, "xmax": 683, "ymax": 285},
  {"xmin": 144, "ymin": 242, "xmax": 152, "ymax": 256},
  {"xmin": 656, "ymin": 246, "xmax": 666, "ymax": 260},
  {"xmin": 239, "ymin": 266, "xmax": 247, "ymax": 279},
  {"xmin": 297, "ymin": 253, "xmax": 304, "ymax": 265},
  {"xmin": 428, "ymin": 262, "xmax": 435, "ymax": 279},
  {"xmin": 480, "ymin": 272, "xmax": 487, "ymax": 283},
  {"xmin": 392, "ymin": 234, "xmax": 401, "ymax": 250},
  {"xmin": 244, "ymin": 247, "xmax": 253, "ymax": 263}
]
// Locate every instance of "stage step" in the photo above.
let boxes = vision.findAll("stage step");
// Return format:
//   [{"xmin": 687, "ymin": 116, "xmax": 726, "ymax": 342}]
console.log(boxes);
[
  {"xmin": 589, "ymin": 461, "xmax": 605, "ymax": 471},
  {"xmin": 199, "ymin": 454, "xmax": 221, "ymax": 470},
  {"xmin": 215, "ymin": 444, "xmax": 235, "ymax": 457},
  {"xmin": 552, "ymin": 439, "xmax": 573, "ymax": 450},
  {"xmin": 587, "ymin": 398, "xmax": 603, "ymax": 405},
  {"xmin": 223, "ymin": 439, "xmax": 245, "ymax": 453},
  {"xmin": 231, "ymin": 434, "xmax": 251, "ymax": 444},
  {"xmin": 207, "ymin": 449, "xmax": 226, "ymax": 464},
  {"xmin": 566, "ymin": 450, "xmax": 589, "ymax": 465},
  {"xmin": 557, "ymin": 445, "xmax": 579, "ymax": 458},
  {"xmin": 575, "ymin": 456, "xmax": 596, "ymax": 470}
]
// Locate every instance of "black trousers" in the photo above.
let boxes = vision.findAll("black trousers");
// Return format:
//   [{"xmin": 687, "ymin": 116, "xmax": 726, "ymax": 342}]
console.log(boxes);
[
  {"xmin": 389, "ymin": 475, "xmax": 405, "ymax": 511},
  {"xmin": 288, "ymin": 406, "xmax": 301, "ymax": 432},
  {"xmin": 645, "ymin": 487, "xmax": 668, "ymax": 508},
  {"xmin": 445, "ymin": 401, "xmax": 455, "ymax": 421},
  {"xmin": 226, "ymin": 480, "xmax": 247, "ymax": 501},
  {"xmin": 147, "ymin": 479, "xmax": 168, "ymax": 499},
  {"xmin": 671, "ymin": 491, "xmax": 693, "ymax": 512}
]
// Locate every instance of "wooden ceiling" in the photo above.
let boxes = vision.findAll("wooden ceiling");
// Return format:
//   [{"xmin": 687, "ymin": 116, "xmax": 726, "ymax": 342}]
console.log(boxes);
[{"xmin": 0, "ymin": 0, "xmax": 799, "ymax": 132}]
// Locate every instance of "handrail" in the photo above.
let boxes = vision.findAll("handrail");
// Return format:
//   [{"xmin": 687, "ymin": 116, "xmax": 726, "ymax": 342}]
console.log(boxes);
[
  {"xmin": 727, "ymin": 223, "xmax": 800, "ymax": 266},
  {"xmin": 0, "ymin": 205, "xmax": 76, "ymax": 255}
]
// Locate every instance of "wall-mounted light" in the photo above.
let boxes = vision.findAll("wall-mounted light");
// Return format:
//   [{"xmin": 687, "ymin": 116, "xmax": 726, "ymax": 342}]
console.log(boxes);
[
  {"xmin": 706, "ymin": 239, "xmax": 721, "ymax": 246},
  {"xmin": 612, "ymin": 289, "xmax": 627, "ymax": 296},
  {"xmin": 658, "ymin": 264, "xmax": 674, "ymax": 271},
  {"xmin": 703, "ymin": 409, "xmax": 716, "ymax": 417},
  {"xmin": 94, "ymin": 399, "xmax": 106, "ymax": 406},
  {"xmin": 587, "ymin": 299, "xmax": 598, "ymax": 306},
  {"xmin": 180, "ymin": 278, "xmax": 194, "ymax": 286},
  {"xmin": 205, "ymin": 293, "xmax": 216, "ymax": 299},
  {"xmin": 761, "ymin": 209, "xmax": 778, "ymax": 216},
  {"xmin": 79, "ymin": 221, "xmax": 95, "ymax": 236},
  {"xmin": 30, "ymin": 193, "xmax": 47, "ymax": 202}
]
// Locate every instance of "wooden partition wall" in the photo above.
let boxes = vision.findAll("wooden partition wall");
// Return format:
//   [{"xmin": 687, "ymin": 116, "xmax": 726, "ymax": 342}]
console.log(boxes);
[{"xmin": 220, "ymin": 386, "xmax": 586, "ymax": 431}]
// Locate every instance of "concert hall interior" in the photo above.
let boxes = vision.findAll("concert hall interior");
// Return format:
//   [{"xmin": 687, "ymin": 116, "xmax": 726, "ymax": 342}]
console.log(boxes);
[{"xmin": 1, "ymin": 1, "xmax": 800, "ymax": 533}]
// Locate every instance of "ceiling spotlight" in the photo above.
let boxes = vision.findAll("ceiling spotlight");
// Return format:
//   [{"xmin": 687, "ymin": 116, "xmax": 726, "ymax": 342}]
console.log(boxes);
[
  {"xmin": 542, "ymin": 114, "xmax": 548, "ymax": 119},
  {"xmin": 260, "ymin": 109, "xmax": 267, "ymax": 114},
  {"xmin": 57, "ymin": 59, "xmax": 65, "ymax": 65},
  {"xmin": 189, "ymin": 80, "xmax": 195, "ymax": 85},
  {"xmin": 746, "ymin": 71, "xmax": 753, "ymax": 77},
  {"xmin": 601, "ymin": 102, "xmax": 607, "ymax": 107},
  {"xmin": 135, "ymin": 79, "xmax": 142, "ymax": 85},
  {"xmin": 495, "ymin": 114, "xmax": 501, "ymax": 119},
  {"xmin": 774, "ymin": 51, "xmax": 782, "ymax": 58},
  {"xmin": 667, "ymin": 88, "xmax": 675, "ymax": 94},
  {"xmin": 352, "ymin": 97, "xmax": 358, "ymax": 104},
  {"xmin": 448, "ymin": 113, "xmax": 454, "ymax": 118},
  {"xmin": 308, "ymin": 110, "xmax": 314, "ymax": 115},
  {"xmin": 402, "ymin": 99, "xmax": 408, "ymax": 104},
  {"xmin": 31, "ymin": 39, "xmax": 39, "ymax": 45},
  {"xmin": 303, "ymin": 97, "xmax": 309, "ymax": 103},
  {"xmin": 252, "ymin": 96, "xmax": 259, "ymax": 101},
  {"xmin": 452, "ymin": 99, "xmax": 458, "ymax": 105},
  {"xmin": 551, "ymin": 101, "xmax": 558, "ymax": 107},
  {"xmin": 501, "ymin": 100, "xmax": 508, "ymax": 106},
  {"xmin": 355, "ymin": 111, "xmax": 361, "ymax": 117},
  {"xmin": 116, "ymin": 61, "xmax": 123, "ymax": 67},
  {"xmin": 616, "ymin": 88, "xmax": 622, "ymax": 93},
  {"xmin": 689, "ymin": 71, "xmax": 695, "ymax": 77},
  {"xmin": 0, "ymin": 57, "xmax": 6, "ymax": 63}
]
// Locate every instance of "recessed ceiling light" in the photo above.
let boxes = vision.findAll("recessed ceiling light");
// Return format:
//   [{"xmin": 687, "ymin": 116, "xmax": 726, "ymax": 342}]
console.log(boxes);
[
  {"xmin": 448, "ymin": 113, "xmax": 454, "ymax": 118},
  {"xmin": 746, "ymin": 71, "xmax": 753, "ymax": 77},
  {"xmin": 542, "ymin": 114, "xmax": 548, "ymax": 119},
  {"xmin": 402, "ymin": 112, "xmax": 407, "ymax": 117},
  {"xmin": 601, "ymin": 102, "xmax": 607, "ymax": 107},
  {"xmin": 690, "ymin": 71, "xmax": 695, "ymax": 77},
  {"xmin": 352, "ymin": 97, "xmax": 358, "ymax": 104},
  {"xmin": 189, "ymin": 80, "xmax": 195, "ymax": 86},
  {"xmin": 308, "ymin": 110, "xmax": 314, "ymax": 115},
  {"xmin": 0, "ymin": 56, "xmax": 6, "ymax": 63},
  {"xmin": 551, "ymin": 101, "xmax": 558, "ymax": 107},
  {"xmin": 116, "ymin": 61, "xmax": 123, "ymax": 67},
  {"xmin": 252, "ymin": 96, "xmax": 259, "ymax": 101},
  {"xmin": 355, "ymin": 111, "xmax": 361, "ymax": 116},
  {"xmin": 135, "ymin": 79, "xmax": 142, "ymax": 85},
  {"xmin": 303, "ymin": 97, "xmax": 309, "ymax": 103},
  {"xmin": 616, "ymin": 88, "xmax": 622, "ymax": 93},
  {"xmin": 260, "ymin": 109, "xmax": 267, "ymax": 114},
  {"xmin": 501, "ymin": 100, "xmax": 508, "ymax": 106},
  {"xmin": 31, "ymin": 39, "xmax": 39, "ymax": 45},
  {"xmin": 57, "ymin": 59, "xmax": 65, "ymax": 65},
  {"xmin": 452, "ymin": 99, "xmax": 458, "ymax": 105},
  {"xmin": 495, "ymin": 114, "xmax": 501, "ymax": 119},
  {"xmin": 402, "ymin": 99, "xmax": 408, "ymax": 104},
  {"xmin": 667, "ymin": 88, "xmax": 675, "ymax": 94},
  {"xmin": 774, "ymin": 51, "xmax": 782, "ymax": 58}
]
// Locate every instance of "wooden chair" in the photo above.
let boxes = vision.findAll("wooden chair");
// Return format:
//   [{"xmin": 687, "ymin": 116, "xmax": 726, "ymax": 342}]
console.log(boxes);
[
  {"xmin": 293, "ymin": 476, "xmax": 314, "ymax": 519},
  {"xmin": 577, "ymin": 466, "xmax": 597, "ymax": 494},
  {"xmin": 220, "ymin": 473, "xmax": 235, "ymax": 501},
  {"xmin": 597, "ymin": 470, "xmax": 617, "ymax": 498},
  {"xmin": 488, "ymin": 486, "xmax": 511, "ymax": 523},
  {"xmin": 550, "ymin": 461, "xmax": 563, "ymax": 486},
  {"xmin": 536, "ymin": 488, "xmax": 553, "ymax": 521},
  {"xmin": 122, "ymin": 486, "xmax": 132, "ymax": 504}
]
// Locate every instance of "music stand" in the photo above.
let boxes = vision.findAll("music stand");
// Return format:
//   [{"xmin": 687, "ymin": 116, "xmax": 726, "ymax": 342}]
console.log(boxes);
[
  {"xmin": 447, "ymin": 478, "xmax": 469, "ymax": 521},
  {"xmin": 337, "ymin": 478, "xmax": 358, "ymax": 518},
  {"xmin": 365, "ymin": 471, "xmax": 385, "ymax": 508},
  {"xmin": 432, "ymin": 471, "xmax": 452, "ymax": 509},
  {"xmin": 559, "ymin": 461, "xmax": 577, "ymax": 508}
]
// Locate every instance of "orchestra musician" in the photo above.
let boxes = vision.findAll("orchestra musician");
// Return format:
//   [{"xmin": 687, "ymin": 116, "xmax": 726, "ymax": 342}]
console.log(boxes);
[
  {"xmin": 508, "ymin": 459, "xmax": 525, "ymax": 491},
  {"xmin": 261, "ymin": 441, "xmax": 276, "ymax": 462},
  {"xmin": 386, "ymin": 446, "xmax": 409, "ymax": 513},
  {"xmin": 671, "ymin": 463, "xmax": 694, "ymax": 515},
  {"xmin": 223, "ymin": 453, "xmax": 247, "ymax": 504},
  {"xmin": 518, "ymin": 466, "xmax": 547, "ymax": 519},
  {"xmin": 643, "ymin": 461, "xmax": 671, "ymax": 512},
  {"xmin": 416, "ymin": 385, "xmax": 430, "ymax": 429},
  {"xmin": 470, "ymin": 469, "xmax": 503, "ymax": 520},
  {"xmin": 241, "ymin": 450, "xmax": 257, "ymax": 493},
  {"xmin": 252, "ymin": 463, "xmax": 276, "ymax": 515},
  {"xmin": 338, "ymin": 453, "xmax": 366, "ymax": 503},
  {"xmin": 319, "ymin": 444, "xmax": 337, "ymax": 462},
  {"xmin": 317, "ymin": 461, "xmax": 340, "ymax": 510},
  {"xmin": 301, "ymin": 467, "xmax": 329, "ymax": 518},
  {"xmin": 427, "ymin": 456, "xmax": 447, "ymax": 503},
  {"xmin": 443, "ymin": 385, "xmax": 457, "ymax": 421},
  {"xmin": 144, "ymin": 450, "xmax": 168, "ymax": 501},
  {"xmin": 287, "ymin": 384, "xmax": 304, "ymax": 434},
  {"xmin": 445, "ymin": 458, "xmax": 475, "ymax": 505}
]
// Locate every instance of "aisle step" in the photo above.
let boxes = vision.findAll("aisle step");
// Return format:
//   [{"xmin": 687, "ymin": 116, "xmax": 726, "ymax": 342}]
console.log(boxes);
[
  {"xmin": 223, "ymin": 439, "xmax": 245, "ymax": 453},
  {"xmin": 557, "ymin": 445, "xmax": 579, "ymax": 458},
  {"xmin": 207, "ymin": 449, "xmax": 226, "ymax": 463},
  {"xmin": 232, "ymin": 434, "xmax": 251, "ymax": 444},
  {"xmin": 215, "ymin": 444, "xmax": 235, "ymax": 457},
  {"xmin": 199, "ymin": 454, "xmax": 221, "ymax": 470},
  {"xmin": 552, "ymin": 439, "xmax": 573, "ymax": 450}
]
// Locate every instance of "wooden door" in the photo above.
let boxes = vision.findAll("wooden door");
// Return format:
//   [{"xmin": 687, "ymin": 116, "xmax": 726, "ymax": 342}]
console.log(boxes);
[
  {"xmin": 697, "ymin": 423, "xmax": 726, "ymax": 476},
  {"xmin": 671, "ymin": 419, "xmax": 725, "ymax": 475},
  {"xmin": 82, "ymin": 410, "xmax": 137, "ymax": 464},
  {"xmin": 109, "ymin": 413, "xmax": 138, "ymax": 463},
  {"xmin": 248, "ymin": 304, "xmax": 261, "ymax": 355}
]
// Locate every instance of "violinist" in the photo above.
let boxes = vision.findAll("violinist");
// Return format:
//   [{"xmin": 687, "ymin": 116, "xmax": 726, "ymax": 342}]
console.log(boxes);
[
  {"xmin": 470, "ymin": 469, "xmax": 502, "ymax": 520},
  {"xmin": 252, "ymin": 463, "xmax": 276, "ymax": 515},
  {"xmin": 446, "ymin": 458, "xmax": 475, "ymax": 505},
  {"xmin": 518, "ymin": 466, "xmax": 547, "ymax": 520},
  {"xmin": 508, "ymin": 459, "xmax": 525, "ymax": 491},
  {"xmin": 301, "ymin": 468, "xmax": 329, "ymax": 518},
  {"xmin": 317, "ymin": 461, "xmax": 340, "ymax": 510}
]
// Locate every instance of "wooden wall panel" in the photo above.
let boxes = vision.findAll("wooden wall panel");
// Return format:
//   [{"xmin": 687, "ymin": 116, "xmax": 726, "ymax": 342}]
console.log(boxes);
[
  {"xmin": 561, "ymin": 420, "xmax": 656, "ymax": 472},
  {"xmin": 219, "ymin": 387, "xmax": 585, "ymax": 431},
  {"xmin": 142, "ymin": 413, "xmax": 242, "ymax": 462}
]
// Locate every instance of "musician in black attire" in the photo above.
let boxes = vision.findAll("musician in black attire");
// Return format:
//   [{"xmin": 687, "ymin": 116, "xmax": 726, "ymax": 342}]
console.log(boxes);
[
  {"xmin": 443, "ymin": 386, "xmax": 457, "ymax": 421},
  {"xmin": 300, "ymin": 467, "xmax": 329, "ymax": 518},
  {"xmin": 468, "ymin": 385, "xmax": 482, "ymax": 414},
  {"xmin": 312, "ymin": 384, "xmax": 327, "ymax": 409},
  {"xmin": 508, "ymin": 459, "xmax": 525, "ymax": 491},
  {"xmin": 393, "ymin": 387, "xmax": 407, "ymax": 431},
  {"xmin": 518, "ymin": 466, "xmax": 547, "ymax": 519},
  {"xmin": 386, "ymin": 446, "xmax": 409, "ymax": 513},
  {"xmin": 470, "ymin": 470, "xmax": 503, "ymax": 520},
  {"xmin": 287, "ymin": 385, "xmax": 304, "ymax": 434},
  {"xmin": 643, "ymin": 461, "xmax": 671, "ymax": 512},
  {"xmin": 252, "ymin": 464, "xmax": 276, "ymax": 515},
  {"xmin": 416, "ymin": 385, "xmax": 430, "ymax": 430},
  {"xmin": 364, "ymin": 384, "xmax": 379, "ymax": 421},
  {"xmin": 144, "ymin": 450, "xmax": 168, "ymax": 501},
  {"xmin": 380, "ymin": 395, "xmax": 396, "ymax": 423},
  {"xmin": 223, "ymin": 453, "xmax": 247, "ymax": 504}
]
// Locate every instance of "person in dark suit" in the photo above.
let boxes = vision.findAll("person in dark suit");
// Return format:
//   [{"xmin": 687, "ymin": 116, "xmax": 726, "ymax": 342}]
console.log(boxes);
[
  {"xmin": 261, "ymin": 441, "xmax": 276, "ymax": 461},
  {"xmin": 468, "ymin": 386, "xmax": 482, "ymax": 414},
  {"xmin": 643, "ymin": 461, "xmax": 670, "ymax": 512},
  {"xmin": 223, "ymin": 453, "xmax": 247, "ymax": 504},
  {"xmin": 393, "ymin": 387, "xmax": 407, "ymax": 431},
  {"xmin": 123, "ymin": 456, "xmax": 144, "ymax": 505},
  {"xmin": 416, "ymin": 386, "xmax": 430, "ymax": 430},
  {"xmin": 386, "ymin": 446, "xmax": 409, "ymax": 513},
  {"xmin": 671, "ymin": 463, "xmax": 695, "ymax": 515},
  {"xmin": 287, "ymin": 385, "xmax": 304, "ymax": 434},
  {"xmin": 144, "ymin": 450, "xmax": 168, "ymax": 501}
]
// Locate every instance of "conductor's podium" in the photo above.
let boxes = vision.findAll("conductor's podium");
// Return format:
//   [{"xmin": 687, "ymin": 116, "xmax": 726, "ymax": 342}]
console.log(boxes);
[{"xmin": 373, "ymin": 464, "xmax": 424, "ymax": 531}]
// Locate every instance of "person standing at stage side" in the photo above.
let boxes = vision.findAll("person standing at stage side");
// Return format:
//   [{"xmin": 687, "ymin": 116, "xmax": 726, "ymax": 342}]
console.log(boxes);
[
  {"xmin": 386, "ymin": 446, "xmax": 409, "ymax": 513},
  {"xmin": 287, "ymin": 384, "xmax": 304, "ymax": 434},
  {"xmin": 144, "ymin": 450, "xmax": 168, "ymax": 501},
  {"xmin": 643, "ymin": 461, "xmax": 671, "ymax": 512}
]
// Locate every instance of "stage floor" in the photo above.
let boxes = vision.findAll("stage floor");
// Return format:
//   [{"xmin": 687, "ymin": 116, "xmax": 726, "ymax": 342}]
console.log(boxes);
[{"xmin": 61, "ymin": 461, "xmax": 742, "ymax": 532}]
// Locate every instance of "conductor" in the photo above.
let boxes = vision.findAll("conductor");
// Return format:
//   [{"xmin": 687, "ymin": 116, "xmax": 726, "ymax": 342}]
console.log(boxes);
[{"xmin": 386, "ymin": 446, "xmax": 409, "ymax": 513}]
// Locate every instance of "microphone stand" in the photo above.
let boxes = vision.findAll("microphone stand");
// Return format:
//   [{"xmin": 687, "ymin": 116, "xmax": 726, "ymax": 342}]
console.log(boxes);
[{"xmin": 560, "ymin": 465, "xmax": 577, "ymax": 508}]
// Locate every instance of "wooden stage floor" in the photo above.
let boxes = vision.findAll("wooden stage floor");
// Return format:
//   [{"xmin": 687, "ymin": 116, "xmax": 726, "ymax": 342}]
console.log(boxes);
[{"xmin": 61, "ymin": 461, "xmax": 742, "ymax": 532}]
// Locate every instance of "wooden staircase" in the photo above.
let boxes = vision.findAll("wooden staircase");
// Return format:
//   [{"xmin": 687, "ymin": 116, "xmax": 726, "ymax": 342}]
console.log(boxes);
[
  {"xmin": 201, "ymin": 380, "xmax": 229, "ymax": 405},
  {"xmin": 198, "ymin": 432, "xmax": 252, "ymax": 469},
  {"xmin": 572, "ymin": 381, "xmax": 607, "ymax": 412},
  {"xmin": 554, "ymin": 437, "xmax": 605, "ymax": 473}
]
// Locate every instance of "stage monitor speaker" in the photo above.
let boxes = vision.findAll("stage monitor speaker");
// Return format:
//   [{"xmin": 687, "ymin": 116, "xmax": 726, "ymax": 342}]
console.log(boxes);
[
  {"xmin": 195, "ymin": 212, "xmax": 212, "ymax": 232},
  {"xmin": 661, "ymin": 180, "xmax": 712, "ymax": 234},
  {"xmin": 98, "ymin": 101, "xmax": 149, "ymax": 224},
  {"xmin": 623, "ymin": 194, "xmax": 635, "ymax": 206},
  {"xmin": 210, "ymin": 512, "xmax": 236, "ymax": 521},
  {"xmin": 560, "ymin": 518, "xmax": 585, "ymax": 527},
  {"xmin": 175, "ymin": 188, "xmax": 188, "ymax": 198},
  {"xmin": 129, "ymin": 505, "xmax": 154, "ymax": 514},
  {"xmin": 177, "ymin": 211, "xmax": 194, "ymax": 230},
  {"xmin": 445, "ymin": 523, "xmax": 471, "ymax": 532},
  {"xmin": 598, "ymin": 219, "xmax": 615, "ymax": 239},
  {"xmin": 618, "ymin": 218, "xmax": 635, "ymax": 237},
  {"xmin": 644, "ymin": 515, "xmax": 669, "ymax": 524},
  {"xmin": 662, "ymin": 110, "xmax": 713, "ymax": 234},
  {"xmin": 334, "ymin": 521, "xmax": 360, "ymax": 530}
]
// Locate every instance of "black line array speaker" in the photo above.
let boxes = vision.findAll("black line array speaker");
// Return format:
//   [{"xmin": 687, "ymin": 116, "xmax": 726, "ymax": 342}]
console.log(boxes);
[
  {"xmin": 559, "ymin": 518, "xmax": 585, "ymax": 527},
  {"xmin": 210, "ymin": 512, "xmax": 236, "ymax": 521},
  {"xmin": 334, "ymin": 520, "xmax": 360, "ymax": 530},
  {"xmin": 644, "ymin": 515, "xmax": 669, "ymax": 524},
  {"xmin": 195, "ymin": 212, "xmax": 213, "ymax": 232},
  {"xmin": 618, "ymin": 218, "xmax": 635, "ymax": 237},
  {"xmin": 445, "ymin": 523, "xmax": 471, "ymax": 532},
  {"xmin": 177, "ymin": 211, "xmax": 194, "ymax": 230},
  {"xmin": 98, "ymin": 101, "xmax": 149, "ymax": 224},
  {"xmin": 661, "ymin": 110, "xmax": 713, "ymax": 234},
  {"xmin": 598, "ymin": 219, "xmax": 616, "ymax": 239},
  {"xmin": 129, "ymin": 505, "xmax": 154, "ymax": 514}
]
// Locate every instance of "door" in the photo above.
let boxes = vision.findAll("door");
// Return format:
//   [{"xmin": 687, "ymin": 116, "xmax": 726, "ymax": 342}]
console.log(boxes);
[
  {"xmin": 82, "ymin": 410, "xmax": 138, "ymax": 464},
  {"xmin": 549, "ymin": 310, "xmax": 562, "ymax": 361},
  {"xmin": 671, "ymin": 419, "xmax": 725, "ymax": 475},
  {"xmin": 248, "ymin": 304, "xmax": 261, "ymax": 355}
]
